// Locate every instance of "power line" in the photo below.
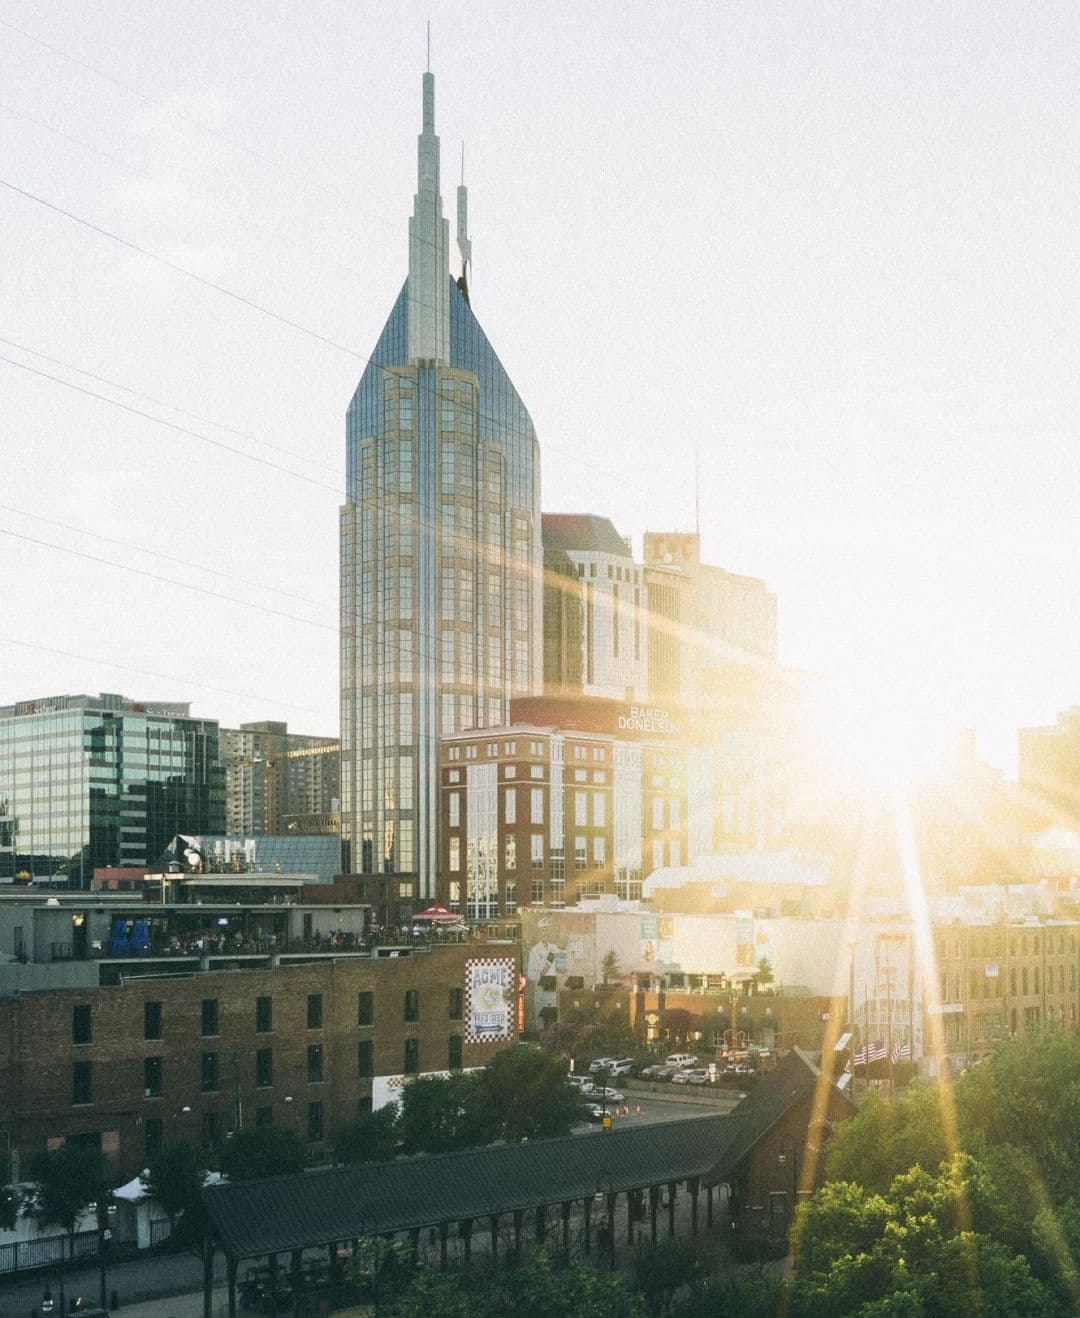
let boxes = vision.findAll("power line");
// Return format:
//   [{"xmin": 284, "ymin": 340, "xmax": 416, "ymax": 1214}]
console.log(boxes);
[
  {"xmin": 0, "ymin": 352, "xmax": 343, "ymax": 496},
  {"xmin": 0, "ymin": 332, "xmax": 340, "ymax": 478},
  {"xmin": 0, "ymin": 176, "xmax": 653, "ymax": 498},
  {"xmin": 0, "ymin": 178, "xmax": 369, "ymax": 362},
  {"xmin": 0, "ymin": 348, "xmax": 644, "ymax": 594},
  {"xmin": 0, "ymin": 636, "xmax": 327, "ymax": 716},
  {"xmin": 0, "ymin": 525, "xmax": 336, "ymax": 633},
  {"xmin": 0, "ymin": 502, "xmax": 336, "ymax": 612},
  {"xmin": 0, "ymin": 100, "xmax": 372, "ymax": 290}
]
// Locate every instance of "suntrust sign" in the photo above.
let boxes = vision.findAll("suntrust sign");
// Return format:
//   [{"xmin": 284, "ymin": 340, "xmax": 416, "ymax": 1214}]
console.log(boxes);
[{"xmin": 617, "ymin": 706, "xmax": 679, "ymax": 737}]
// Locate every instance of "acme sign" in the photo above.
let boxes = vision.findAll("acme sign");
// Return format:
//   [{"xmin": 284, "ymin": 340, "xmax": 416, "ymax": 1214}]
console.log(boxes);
[{"xmin": 617, "ymin": 705, "xmax": 679, "ymax": 737}]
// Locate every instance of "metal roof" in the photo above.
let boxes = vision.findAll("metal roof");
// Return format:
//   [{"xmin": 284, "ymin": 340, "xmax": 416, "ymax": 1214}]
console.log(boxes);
[
  {"xmin": 203, "ymin": 1050, "xmax": 833, "ymax": 1261},
  {"xmin": 542, "ymin": 514, "xmax": 632, "ymax": 559}
]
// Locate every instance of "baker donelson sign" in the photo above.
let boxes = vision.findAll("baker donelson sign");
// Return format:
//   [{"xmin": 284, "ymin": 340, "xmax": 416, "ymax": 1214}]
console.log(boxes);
[
  {"xmin": 617, "ymin": 705, "xmax": 679, "ymax": 736},
  {"xmin": 465, "ymin": 957, "xmax": 515, "ymax": 1043}
]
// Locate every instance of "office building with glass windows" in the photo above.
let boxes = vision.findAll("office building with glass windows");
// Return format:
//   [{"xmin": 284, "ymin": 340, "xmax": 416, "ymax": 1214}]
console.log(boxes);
[
  {"xmin": 0, "ymin": 693, "xmax": 224, "ymax": 887},
  {"xmin": 340, "ymin": 67, "xmax": 541, "ymax": 896}
]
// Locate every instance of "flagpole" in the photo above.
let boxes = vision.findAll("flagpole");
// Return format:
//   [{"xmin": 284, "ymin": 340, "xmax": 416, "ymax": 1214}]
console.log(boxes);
[{"xmin": 886, "ymin": 938, "xmax": 894, "ymax": 1098}]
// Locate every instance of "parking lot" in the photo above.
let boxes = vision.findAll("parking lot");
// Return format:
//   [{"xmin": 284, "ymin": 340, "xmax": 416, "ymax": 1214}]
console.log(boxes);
[{"xmin": 573, "ymin": 1087, "xmax": 742, "ymax": 1134}]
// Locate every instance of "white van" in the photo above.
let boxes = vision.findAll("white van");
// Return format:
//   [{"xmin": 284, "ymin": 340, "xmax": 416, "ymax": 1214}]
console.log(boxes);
[{"xmin": 665, "ymin": 1052, "xmax": 698, "ymax": 1069}]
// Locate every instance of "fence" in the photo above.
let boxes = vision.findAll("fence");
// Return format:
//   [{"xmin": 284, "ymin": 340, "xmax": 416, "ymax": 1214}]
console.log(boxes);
[{"xmin": 0, "ymin": 1229, "xmax": 97, "ymax": 1275}]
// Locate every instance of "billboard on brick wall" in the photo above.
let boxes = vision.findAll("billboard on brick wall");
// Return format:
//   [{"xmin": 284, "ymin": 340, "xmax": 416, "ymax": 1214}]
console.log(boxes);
[{"xmin": 465, "ymin": 957, "xmax": 515, "ymax": 1043}]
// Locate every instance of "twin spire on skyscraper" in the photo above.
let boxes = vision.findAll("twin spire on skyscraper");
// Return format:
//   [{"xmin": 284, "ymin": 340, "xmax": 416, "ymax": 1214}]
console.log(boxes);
[{"xmin": 406, "ymin": 38, "xmax": 472, "ymax": 361}]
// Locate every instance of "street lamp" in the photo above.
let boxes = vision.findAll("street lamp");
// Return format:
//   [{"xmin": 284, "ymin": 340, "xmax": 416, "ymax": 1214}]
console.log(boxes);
[{"xmin": 89, "ymin": 1198, "xmax": 118, "ymax": 1310}]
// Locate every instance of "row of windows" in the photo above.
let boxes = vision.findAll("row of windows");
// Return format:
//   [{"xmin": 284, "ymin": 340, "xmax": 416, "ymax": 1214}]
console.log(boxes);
[
  {"xmin": 73, "ymin": 1035, "xmax": 468, "ymax": 1107},
  {"xmin": 72, "ymin": 989, "xmax": 463, "ymax": 1044}
]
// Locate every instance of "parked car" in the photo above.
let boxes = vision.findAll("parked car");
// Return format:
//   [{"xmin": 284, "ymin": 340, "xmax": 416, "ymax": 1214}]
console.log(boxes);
[
  {"xmin": 607, "ymin": 1057, "xmax": 636, "ymax": 1076},
  {"xmin": 584, "ymin": 1103, "xmax": 607, "ymax": 1123},
  {"xmin": 567, "ymin": 1073, "xmax": 593, "ymax": 1088},
  {"xmin": 590, "ymin": 1086, "xmax": 625, "ymax": 1104},
  {"xmin": 665, "ymin": 1053, "xmax": 698, "ymax": 1069},
  {"xmin": 639, "ymin": 1063, "xmax": 669, "ymax": 1080},
  {"xmin": 684, "ymin": 1069, "xmax": 713, "ymax": 1085},
  {"xmin": 669, "ymin": 1069, "xmax": 699, "ymax": 1085},
  {"xmin": 588, "ymin": 1057, "xmax": 617, "ymax": 1074}
]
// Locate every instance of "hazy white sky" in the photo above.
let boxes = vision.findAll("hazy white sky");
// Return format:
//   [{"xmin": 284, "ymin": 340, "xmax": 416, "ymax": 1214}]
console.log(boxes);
[{"xmin": 2, "ymin": 1, "xmax": 1079, "ymax": 773}]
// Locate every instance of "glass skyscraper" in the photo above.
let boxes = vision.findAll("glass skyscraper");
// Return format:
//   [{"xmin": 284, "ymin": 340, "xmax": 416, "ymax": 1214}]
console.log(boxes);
[
  {"xmin": 0, "ymin": 693, "xmax": 225, "ymax": 886},
  {"xmin": 340, "ymin": 68, "xmax": 541, "ymax": 894}
]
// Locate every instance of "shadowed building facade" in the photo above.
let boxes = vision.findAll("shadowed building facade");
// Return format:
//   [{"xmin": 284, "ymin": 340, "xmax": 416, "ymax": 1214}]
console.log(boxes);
[{"xmin": 340, "ymin": 68, "xmax": 541, "ymax": 896}]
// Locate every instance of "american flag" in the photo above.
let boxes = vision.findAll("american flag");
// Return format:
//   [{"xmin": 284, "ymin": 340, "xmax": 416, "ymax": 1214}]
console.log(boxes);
[
  {"xmin": 868, "ymin": 1039, "xmax": 887, "ymax": 1063},
  {"xmin": 891, "ymin": 1039, "xmax": 911, "ymax": 1064},
  {"xmin": 850, "ymin": 1044, "xmax": 869, "ymax": 1068}
]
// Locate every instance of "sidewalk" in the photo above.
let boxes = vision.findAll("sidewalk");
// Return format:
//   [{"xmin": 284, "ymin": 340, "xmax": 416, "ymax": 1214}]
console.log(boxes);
[{"xmin": 0, "ymin": 1252, "xmax": 221, "ymax": 1318}]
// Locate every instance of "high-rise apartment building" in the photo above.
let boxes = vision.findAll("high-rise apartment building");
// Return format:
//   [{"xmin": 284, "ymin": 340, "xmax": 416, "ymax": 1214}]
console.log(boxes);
[
  {"xmin": 220, "ymin": 721, "xmax": 339, "ymax": 836},
  {"xmin": 0, "ymin": 693, "xmax": 224, "ymax": 886},
  {"xmin": 340, "ymin": 69, "xmax": 541, "ymax": 894}
]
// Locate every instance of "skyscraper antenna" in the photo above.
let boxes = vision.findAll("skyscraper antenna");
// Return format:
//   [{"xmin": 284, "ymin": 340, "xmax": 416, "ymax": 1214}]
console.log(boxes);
[
  {"xmin": 426, "ymin": 21, "xmax": 431, "ymax": 72},
  {"xmin": 461, "ymin": 140, "xmax": 465, "ymax": 186}
]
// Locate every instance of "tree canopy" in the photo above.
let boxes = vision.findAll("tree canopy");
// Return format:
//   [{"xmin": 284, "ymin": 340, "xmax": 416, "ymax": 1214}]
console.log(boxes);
[
  {"xmin": 790, "ymin": 1155, "xmax": 1066, "ymax": 1317},
  {"xmin": 476, "ymin": 1045, "xmax": 589, "ymax": 1143},
  {"xmin": 26, "ymin": 1142, "xmax": 104, "ymax": 1241},
  {"xmin": 797, "ymin": 1030, "xmax": 1080, "ymax": 1314},
  {"xmin": 335, "ymin": 1103, "xmax": 400, "ymax": 1164},
  {"xmin": 142, "ymin": 1141, "xmax": 207, "ymax": 1228},
  {"xmin": 221, "ymin": 1125, "xmax": 305, "ymax": 1181}
]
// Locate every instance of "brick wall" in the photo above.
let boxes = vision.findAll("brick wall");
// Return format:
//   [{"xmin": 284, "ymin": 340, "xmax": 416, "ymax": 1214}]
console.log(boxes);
[{"xmin": 0, "ymin": 941, "xmax": 520, "ymax": 1180}]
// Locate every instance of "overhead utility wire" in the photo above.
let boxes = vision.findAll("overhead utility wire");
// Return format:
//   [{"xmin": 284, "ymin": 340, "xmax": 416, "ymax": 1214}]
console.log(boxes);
[
  {"xmin": 0, "ymin": 100, "xmax": 371, "ymax": 290},
  {"xmin": 0, "ymin": 350, "xmax": 541, "ymax": 591},
  {"xmin": 1, "ymin": 22, "xmax": 698, "ymax": 504},
  {"xmin": 0, "ymin": 502, "xmax": 336, "ymax": 612},
  {"xmin": 0, "ymin": 332, "xmax": 340, "ymax": 479},
  {"xmin": 0, "ymin": 525, "xmax": 336, "ymax": 633},
  {"xmin": 0, "ymin": 636, "xmax": 327, "ymax": 716},
  {"xmin": 0, "ymin": 177, "xmax": 650, "ymax": 497},
  {"xmin": 0, "ymin": 179, "xmax": 368, "ymax": 363},
  {"xmin": 0, "ymin": 352, "xmax": 342, "ymax": 497}
]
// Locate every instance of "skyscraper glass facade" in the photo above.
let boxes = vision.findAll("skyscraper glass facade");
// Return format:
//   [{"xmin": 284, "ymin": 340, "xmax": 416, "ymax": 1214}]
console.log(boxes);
[
  {"xmin": 0, "ymin": 694, "xmax": 224, "ymax": 886},
  {"xmin": 340, "ymin": 71, "xmax": 541, "ymax": 895}
]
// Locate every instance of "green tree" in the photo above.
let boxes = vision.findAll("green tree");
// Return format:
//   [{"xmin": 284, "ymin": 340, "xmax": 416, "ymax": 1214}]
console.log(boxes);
[
  {"xmin": 142, "ymin": 1141, "xmax": 207, "ymax": 1232},
  {"xmin": 0, "ymin": 1185, "xmax": 19, "ymax": 1232},
  {"xmin": 753, "ymin": 957, "xmax": 774, "ymax": 990},
  {"xmin": 26, "ymin": 1143, "xmax": 104, "ymax": 1256},
  {"xmin": 790, "ymin": 1155, "xmax": 1067, "ymax": 1318},
  {"xmin": 601, "ymin": 948, "xmax": 620, "ymax": 986},
  {"xmin": 478, "ymin": 1046, "xmax": 589, "ymax": 1142},
  {"xmin": 955, "ymin": 1029, "xmax": 1080, "ymax": 1205},
  {"xmin": 668, "ymin": 1269, "xmax": 783, "ymax": 1318},
  {"xmin": 825, "ymin": 1083, "xmax": 950, "ymax": 1194},
  {"xmin": 630, "ymin": 1237, "xmax": 704, "ymax": 1316},
  {"xmin": 485, "ymin": 1251, "xmax": 645, "ymax": 1318},
  {"xmin": 397, "ymin": 1073, "xmax": 491, "ymax": 1155},
  {"xmin": 220, "ymin": 1125, "xmax": 305, "ymax": 1181},
  {"xmin": 386, "ymin": 1272, "xmax": 475, "ymax": 1318},
  {"xmin": 334, "ymin": 1103, "xmax": 400, "ymax": 1164}
]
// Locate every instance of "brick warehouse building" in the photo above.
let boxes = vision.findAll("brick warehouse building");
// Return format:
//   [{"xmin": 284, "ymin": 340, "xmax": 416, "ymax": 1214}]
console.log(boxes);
[{"xmin": 0, "ymin": 940, "xmax": 520, "ymax": 1181}]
